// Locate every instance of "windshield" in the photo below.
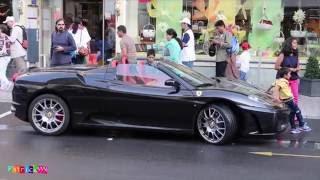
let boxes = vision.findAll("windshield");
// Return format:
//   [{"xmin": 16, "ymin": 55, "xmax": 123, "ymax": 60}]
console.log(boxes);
[{"xmin": 159, "ymin": 61, "xmax": 215, "ymax": 87}]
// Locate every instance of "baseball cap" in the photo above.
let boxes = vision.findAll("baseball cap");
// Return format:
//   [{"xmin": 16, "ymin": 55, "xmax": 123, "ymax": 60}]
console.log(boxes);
[
  {"xmin": 3, "ymin": 16, "xmax": 15, "ymax": 23},
  {"xmin": 241, "ymin": 42, "xmax": 251, "ymax": 50},
  {"xmin": 180, "ymin": 17, "xmax": 191, "ymax": 25}
]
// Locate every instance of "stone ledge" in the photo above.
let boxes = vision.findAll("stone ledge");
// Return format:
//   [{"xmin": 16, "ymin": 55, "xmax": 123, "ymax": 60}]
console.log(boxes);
[{"xmin": 300, "ymin": 95, "xmax": 320, "ymax": 119}]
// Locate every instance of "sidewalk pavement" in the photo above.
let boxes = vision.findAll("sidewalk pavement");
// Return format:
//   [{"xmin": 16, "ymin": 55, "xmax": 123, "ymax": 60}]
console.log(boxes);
[
  {"xmin": 0, "ymin": 90, "xmax": 11, "ymax": 103},
  {"xmin": 1, "ymin": 89, "xmax": 319, "ymax": 119}
]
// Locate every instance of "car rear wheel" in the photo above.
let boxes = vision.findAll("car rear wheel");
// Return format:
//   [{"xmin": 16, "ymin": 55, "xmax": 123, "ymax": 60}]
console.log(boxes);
[
  {"xmin": 28, "ymin": 94, "xmax": 70, "ymax": 135},
  {"xmin": 197, "ymin": 104, "xmax": 237, "ymax": 145}
]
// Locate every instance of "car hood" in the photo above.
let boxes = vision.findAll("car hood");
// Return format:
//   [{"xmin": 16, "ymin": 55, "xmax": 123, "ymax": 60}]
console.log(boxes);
[{"xmin": 199, "ymin": 78, "xmax": 275, "ymax": 104}]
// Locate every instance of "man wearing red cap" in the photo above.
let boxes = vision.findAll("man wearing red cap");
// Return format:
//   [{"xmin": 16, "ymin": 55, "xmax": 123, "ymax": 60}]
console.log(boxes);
[{"xmin": 238, "ymin": 41, "xmax": 251, "ymax": 81}]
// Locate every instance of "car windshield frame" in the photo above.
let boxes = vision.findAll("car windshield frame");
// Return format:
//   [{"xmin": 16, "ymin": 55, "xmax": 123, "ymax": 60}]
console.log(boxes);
[{"xmin": 158, "ymin": 61, "xmax": 216, "ymax": 87}]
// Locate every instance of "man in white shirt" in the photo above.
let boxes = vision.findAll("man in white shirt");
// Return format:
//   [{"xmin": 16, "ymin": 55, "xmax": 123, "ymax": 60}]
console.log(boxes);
[
  {"xmin": 4, "ymin": 16, "xmax": 27, "ymax": 74},
  {"xmin": 180, "ymin": 18, "xmax": 196, "ymax": 68}
]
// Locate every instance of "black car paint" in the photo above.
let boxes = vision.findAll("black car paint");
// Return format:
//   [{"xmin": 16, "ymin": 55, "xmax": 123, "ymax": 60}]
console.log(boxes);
[{"xmin": 12, "ymin": 62, "xmax": 289, "ymax": 135}]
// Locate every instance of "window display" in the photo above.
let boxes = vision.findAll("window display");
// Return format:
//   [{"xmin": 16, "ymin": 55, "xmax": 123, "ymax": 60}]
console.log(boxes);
[{"xmin": 133, "ymin": 0, "xmax": 319, "ymax": 59}]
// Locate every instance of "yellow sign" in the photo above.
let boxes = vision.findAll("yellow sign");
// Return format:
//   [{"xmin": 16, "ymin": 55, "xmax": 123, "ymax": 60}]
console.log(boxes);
[{"xmin": 250, "ymin": 152, "xmax": 320, "ymax": 159}]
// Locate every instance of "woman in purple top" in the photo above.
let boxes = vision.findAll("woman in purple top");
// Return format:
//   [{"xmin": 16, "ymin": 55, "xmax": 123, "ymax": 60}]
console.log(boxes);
[
  {"xmin": 50, "ymin": 18, "xmax": 76, "ymax": 67},
  {"xmin": 275, "ymin": 37, "xmax": 301, "ymax": 104}
]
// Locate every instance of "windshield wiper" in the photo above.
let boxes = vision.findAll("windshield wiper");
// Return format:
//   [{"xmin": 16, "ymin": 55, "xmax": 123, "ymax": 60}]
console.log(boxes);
[{"xmin": 195, "ymin": 83, "xmax": 214, "ymax": 87}]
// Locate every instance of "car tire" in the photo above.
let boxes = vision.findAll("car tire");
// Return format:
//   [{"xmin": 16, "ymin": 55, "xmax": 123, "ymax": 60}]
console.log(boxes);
[
  {"xmin": 196, "ymin": 104, "xmax": 237, "ymax": 145},
  {"xmin": 28, "ymin": 94, "xmax": 70, "ymax": 136}
]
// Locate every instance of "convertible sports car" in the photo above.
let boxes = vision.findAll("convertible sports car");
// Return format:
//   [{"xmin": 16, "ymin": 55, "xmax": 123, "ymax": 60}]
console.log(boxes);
[{"xmin": 12, "ymin": 60, "xmax": 289, "ymax": 145}]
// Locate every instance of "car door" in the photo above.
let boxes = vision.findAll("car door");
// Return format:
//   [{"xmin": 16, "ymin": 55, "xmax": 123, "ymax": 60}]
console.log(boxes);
[{"xmin": 105, "ymin": 63, "xmax": 197, "ymax": 130}]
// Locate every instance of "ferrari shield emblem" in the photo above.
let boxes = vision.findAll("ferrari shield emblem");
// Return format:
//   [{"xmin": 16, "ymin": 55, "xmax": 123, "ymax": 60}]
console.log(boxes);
[{"xmin": 196, "ymin": 91, "xmax": 202, "ymax": 97}]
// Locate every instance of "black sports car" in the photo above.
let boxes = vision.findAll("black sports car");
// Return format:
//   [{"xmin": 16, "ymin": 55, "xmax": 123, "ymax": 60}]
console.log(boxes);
[{"xmin": 12, "ymin": 60, "xmax": 289, "ymax": 144}]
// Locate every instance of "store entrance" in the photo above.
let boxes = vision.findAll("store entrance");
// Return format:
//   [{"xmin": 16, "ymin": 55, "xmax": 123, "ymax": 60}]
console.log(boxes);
[
  {"xmin": 64, "ymin": 0, "xmax": 102, "ymax": 39},
  {"xmin": 63, "ymin": 0, "xmax": 116, "ymax": 63}
]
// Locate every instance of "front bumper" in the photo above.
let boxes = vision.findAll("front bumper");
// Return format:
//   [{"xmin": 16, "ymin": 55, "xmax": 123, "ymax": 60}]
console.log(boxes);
[{"xmin": 239, "ymin": 105, "xmax": 290, "ymax": 135}]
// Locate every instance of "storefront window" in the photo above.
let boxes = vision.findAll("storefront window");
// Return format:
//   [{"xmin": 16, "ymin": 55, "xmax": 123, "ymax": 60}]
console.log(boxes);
[{"xmin": 130, "ymin": 0, "xmax": 320, "ymax": 60}]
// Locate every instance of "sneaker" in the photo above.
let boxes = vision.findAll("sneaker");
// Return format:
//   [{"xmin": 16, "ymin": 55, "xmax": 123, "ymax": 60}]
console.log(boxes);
[
  {"xmin": 290, "ymin": 128, "xmax": 301, "ymax": 134},
  {"xmin": 299, "ymin": 125, "xmax": 312, "ymax": 132}
]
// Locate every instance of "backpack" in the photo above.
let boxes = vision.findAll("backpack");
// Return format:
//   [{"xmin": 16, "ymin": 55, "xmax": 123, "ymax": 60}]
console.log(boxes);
[
  {"xmin": 16, "ymin": 25, "xmax": 28, "ymax": 49},
  {"xmin": 226, "ymin": 35, "xmax": 239, "ymax": 55}
]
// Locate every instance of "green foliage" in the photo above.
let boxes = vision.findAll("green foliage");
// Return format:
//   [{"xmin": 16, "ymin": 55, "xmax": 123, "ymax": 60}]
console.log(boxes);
[{"xmin": 304, "ymin": 56, "xmax": 320, "ymax": 79}]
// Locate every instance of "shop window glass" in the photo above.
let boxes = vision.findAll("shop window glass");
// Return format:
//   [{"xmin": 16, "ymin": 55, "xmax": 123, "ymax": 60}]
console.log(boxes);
[{"xmin": 134, "ymin": 0, "xmax": 319, "ymax": 58}]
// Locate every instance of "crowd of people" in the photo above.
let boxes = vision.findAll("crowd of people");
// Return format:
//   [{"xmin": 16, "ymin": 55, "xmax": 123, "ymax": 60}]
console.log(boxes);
[{"xmin": 50, "ymin": 17, "xmax": 116, "ymax": 67}]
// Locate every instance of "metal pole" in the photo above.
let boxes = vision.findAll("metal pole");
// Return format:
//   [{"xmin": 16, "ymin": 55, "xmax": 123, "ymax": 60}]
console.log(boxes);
[{"xmin": 102, "ymin": 0, "xmax": 105, "ymax": 66}]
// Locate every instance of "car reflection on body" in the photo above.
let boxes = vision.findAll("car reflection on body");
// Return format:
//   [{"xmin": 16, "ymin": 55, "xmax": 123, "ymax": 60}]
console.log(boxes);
[{"xmin": 12, "ymin": 60, "xmax": 289, "ymax": 145}]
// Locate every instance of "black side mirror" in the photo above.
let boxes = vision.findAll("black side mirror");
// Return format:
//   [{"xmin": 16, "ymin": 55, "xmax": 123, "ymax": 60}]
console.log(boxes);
[{"xmin": 165, "ymin": 79, "xmax": 180, "ymax": 88}]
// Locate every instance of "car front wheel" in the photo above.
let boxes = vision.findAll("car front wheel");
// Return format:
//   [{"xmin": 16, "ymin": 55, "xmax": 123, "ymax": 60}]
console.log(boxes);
[
  {"xmin": 28, "ymin": 94, "xmax": 70, "ymax": 135},
  {"xmin": 197, "ymin": 104, "xmax": 237, "ymax": 145}
]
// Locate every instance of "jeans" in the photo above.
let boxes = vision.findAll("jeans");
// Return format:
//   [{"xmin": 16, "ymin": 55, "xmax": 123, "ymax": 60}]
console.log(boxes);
[
  {"xmin": 285, "ymin": 99, "xmax": 304, "ymax": 129},
  {"xmin": 182, "ymin": 61, "xmax": 194, "ymax": 68},
  {"xmin": 216, "ymin": 61, "xmax": 227, "ymax": 77},
  {"xmin": 12, "ymin": 56, "xmax": 27, "ymax": 74},
  {"xmin": 240, "ymin": 71, "xmax": 248, "ymax": 81}
]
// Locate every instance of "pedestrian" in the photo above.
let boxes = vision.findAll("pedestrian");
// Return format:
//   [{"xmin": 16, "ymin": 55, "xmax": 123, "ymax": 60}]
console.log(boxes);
[
  {"xmin": 96, "ymin": 20, "xmax": 115, "ymax": 64},
  {"xmin": 117, "ymin": 25, "xmax": 137, "ymax": 64},
  {"xmin": 50, "ymin": 18, "xmax": 76, "ymax": 67},
  {"xmin": 69, "ymin": 17, "xmax": 91, "ymax": 64},
  {"xmin": 180, "ymin": 18, "xmax": 196, "ymax": 68},
  {"xmin": 146, "ymin": 49, "xmax": 156, "ymax": 64},
  {"xmin": 238, "ymin": 41, "xmax": 251, "ymax": 81},
  {"xmin": 273, "ymin": 67, "xmax": 311, "ymax": 134},
  {"xmin": 224, "ymin": 25, "xmax": 240, "ymax": 80},
  {"xmin": 64, "ymin": 13, "xmax": 73, "ymax": 32},
  {"xmin": 212, "ymin": 20, "xmax": 232, "ymax": 77},
  {"xmin": 164, "ymin": 28, "xmax": 182, "ymax": 64},
  {"xmin": 4, "ymin": 16, "xmax": 27, "ymax": 75},
  {"xmin": 0, "ymin": 24, "xmax": 11, "ymax": 90},
  {"xmin": 275, "ymin": 37, "xmax": 300, "ymax": 104}
]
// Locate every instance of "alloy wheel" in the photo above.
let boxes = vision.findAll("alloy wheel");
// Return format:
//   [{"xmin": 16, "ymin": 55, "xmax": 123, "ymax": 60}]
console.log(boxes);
[
  {"xmin": 31, "ymin": 98, "xmax": 66, "ymax": 134},
  {"xmin": 197, "ymin": 105, "xmax": 226, "ymax": 143}
]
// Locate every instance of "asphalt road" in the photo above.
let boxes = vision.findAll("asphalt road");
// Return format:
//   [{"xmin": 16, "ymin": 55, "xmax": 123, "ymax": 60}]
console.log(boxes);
[{"xmin": 0, "ymin": 102, "xmax": 319, "ymax": 180}]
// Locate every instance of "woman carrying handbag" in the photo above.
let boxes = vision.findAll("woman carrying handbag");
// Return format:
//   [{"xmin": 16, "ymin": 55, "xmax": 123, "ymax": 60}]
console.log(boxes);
[{"xmin": 69, "ymin": 18, "xmax": 91, "ymax": 64}]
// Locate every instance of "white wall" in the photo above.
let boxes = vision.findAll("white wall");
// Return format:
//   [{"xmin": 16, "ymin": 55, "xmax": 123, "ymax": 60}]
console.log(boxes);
[{"xmin": 115, "ymin": 0, "xmax": 139, "ymax": 54}]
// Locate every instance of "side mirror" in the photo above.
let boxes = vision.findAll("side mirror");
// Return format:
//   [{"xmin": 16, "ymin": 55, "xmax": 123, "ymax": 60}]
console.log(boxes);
[{"xmin": 165, "ymin": 79, "xmax": 180, "ymax": 88}]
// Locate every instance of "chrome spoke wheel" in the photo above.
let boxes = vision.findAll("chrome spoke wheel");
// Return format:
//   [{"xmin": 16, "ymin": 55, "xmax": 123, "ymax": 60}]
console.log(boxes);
[
  {"xmin": 32, "ymin": 98, "xmax": 65, "ymax": 134},
  {"xmin": 198, "ymin": 106, "xmax": 226, "ymax": 143}
]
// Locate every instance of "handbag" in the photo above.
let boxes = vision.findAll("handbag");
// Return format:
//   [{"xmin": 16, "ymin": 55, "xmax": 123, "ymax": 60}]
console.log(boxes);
[
  {"xmin": 78, "ymin": 47, "xmax": 89, "ymax": 56},
  {"xmin": 208, "ymin": 43, "xmax": 216, "ymax": 57}
]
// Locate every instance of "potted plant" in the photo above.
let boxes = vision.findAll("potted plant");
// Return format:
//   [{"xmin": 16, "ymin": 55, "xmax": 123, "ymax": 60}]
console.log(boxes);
[
  {"xmin": 290, "ymin": 9, "xmax": 307, "ymax": 38},
  {"xmin": 300, "ymin": 56, "xmax": 320, "ymax": 97}
]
